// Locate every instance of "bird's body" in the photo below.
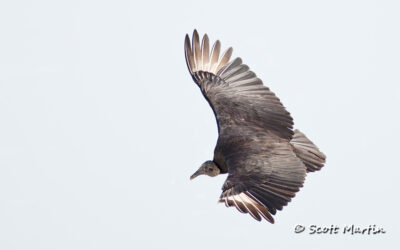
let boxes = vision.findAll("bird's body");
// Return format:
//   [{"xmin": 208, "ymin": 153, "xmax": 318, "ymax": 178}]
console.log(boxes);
[{"xmin": 186, "ymin": 30, "xmax": 326, "ymax": 223}]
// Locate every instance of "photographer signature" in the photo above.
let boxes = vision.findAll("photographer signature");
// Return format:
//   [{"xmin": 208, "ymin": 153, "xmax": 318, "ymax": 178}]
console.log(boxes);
[{"xmin": 294, "ymin": 224, "xmax": 386, "ymax": 235}]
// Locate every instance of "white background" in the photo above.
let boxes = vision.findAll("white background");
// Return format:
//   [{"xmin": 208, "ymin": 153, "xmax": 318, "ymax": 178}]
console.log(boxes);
[{"xmin": 0, "ymin": 0, "xmax": 399, "ymax": 249}]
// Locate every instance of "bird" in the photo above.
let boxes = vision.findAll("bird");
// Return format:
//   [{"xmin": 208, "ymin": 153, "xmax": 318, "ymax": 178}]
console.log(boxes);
[{"xmin": 185, "ymin": 30, "xmax": 326, "ymax": 223}]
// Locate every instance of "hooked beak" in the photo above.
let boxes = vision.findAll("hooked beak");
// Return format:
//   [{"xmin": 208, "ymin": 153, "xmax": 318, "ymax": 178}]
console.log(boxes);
[{"xmin": 190, "ymin": 169, "xmax": 204, "ymax": 180}]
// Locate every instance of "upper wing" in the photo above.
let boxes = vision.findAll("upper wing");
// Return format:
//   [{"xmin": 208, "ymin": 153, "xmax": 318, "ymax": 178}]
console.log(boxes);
[
  {"xmin": 185, "ymin": 30, "xmax": 294, "ymax": 140},
  {"xmin": 219, "ymin": 138, "xmax": 307, "ymax": 223}
]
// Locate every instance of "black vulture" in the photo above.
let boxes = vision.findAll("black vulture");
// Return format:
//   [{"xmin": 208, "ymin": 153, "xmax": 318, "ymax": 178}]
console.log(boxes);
[{"xmin": 186, "ymin": 30, "xmax": 326, "ymax": 223}]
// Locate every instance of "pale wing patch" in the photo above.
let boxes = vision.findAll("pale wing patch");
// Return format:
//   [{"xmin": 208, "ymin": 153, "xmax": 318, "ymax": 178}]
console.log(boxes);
[
  {"xmin": 185, "ymin": 30, "xmax": 234, "ymax": 77},
  {"xmin": 219, "ymin": 191, "xmax": 274, "ymax": 223}
]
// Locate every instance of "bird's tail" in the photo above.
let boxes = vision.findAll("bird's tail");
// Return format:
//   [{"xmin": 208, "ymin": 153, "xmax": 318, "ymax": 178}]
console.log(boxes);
[{"xmin": 290, "ymin": 129, "xmax": 326, "ymax": 172}]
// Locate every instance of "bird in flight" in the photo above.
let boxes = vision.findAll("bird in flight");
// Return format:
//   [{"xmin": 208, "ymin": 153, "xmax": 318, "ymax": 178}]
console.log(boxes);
[{"xmin": 185, "ymin": 30, "xmax": 326, "ymax": 223}]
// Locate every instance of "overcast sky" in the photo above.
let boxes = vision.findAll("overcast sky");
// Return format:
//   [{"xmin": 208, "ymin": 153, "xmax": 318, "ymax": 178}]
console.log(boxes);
[{"xmin": 0, "ymin": 0, "xmax": 399, "ymax": 249}]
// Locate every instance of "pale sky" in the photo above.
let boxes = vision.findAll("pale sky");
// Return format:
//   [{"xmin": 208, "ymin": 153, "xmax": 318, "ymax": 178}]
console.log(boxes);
[{"xmin": 0, "ymin": 0, "xmax": 399, "ymax": 249}]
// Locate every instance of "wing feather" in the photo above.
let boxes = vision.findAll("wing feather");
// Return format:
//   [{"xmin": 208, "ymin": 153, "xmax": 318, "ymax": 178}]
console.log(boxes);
[
  {"xmin": 184, "ymin": 35, "xmax": 195, "ymax": 75},
  {"xmin": 219, "ymin": 58, "xmax": 243, "ymax": 78},
  {"xmin": 192, "ymin": 30, "xmax": 201, "ymax": 72},
  {"xmin": 209, "ymin": 40, "xmax": 221, "ymax": 73},
  {"xmin": 216, "ymin": 47, "xmax": 233, "ymax": 74},
  {"xmin": 238, "ymin": 194, "xmax": 262, "ymax": 221},
  {"xmin": 201, "ymin": 34, "xmax": 210, "ymax": 71}
]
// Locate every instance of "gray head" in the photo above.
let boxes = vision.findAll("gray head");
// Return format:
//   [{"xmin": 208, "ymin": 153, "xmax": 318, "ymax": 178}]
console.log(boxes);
[{"xmin": 190, "ymin": 160, "xmax": 221, "ymax": 180}]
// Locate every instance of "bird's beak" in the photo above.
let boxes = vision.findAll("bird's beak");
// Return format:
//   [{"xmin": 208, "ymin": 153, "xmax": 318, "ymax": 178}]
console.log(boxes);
[{"xmin": 190, "ymin": 169, "xmax": 203, "ymax": 180}]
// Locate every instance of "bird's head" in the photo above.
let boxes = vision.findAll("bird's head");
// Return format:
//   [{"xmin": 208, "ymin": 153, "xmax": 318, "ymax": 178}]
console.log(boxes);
[{"xmin": 190, "ymin": 161, "xmax": 220, "ymax": 180}]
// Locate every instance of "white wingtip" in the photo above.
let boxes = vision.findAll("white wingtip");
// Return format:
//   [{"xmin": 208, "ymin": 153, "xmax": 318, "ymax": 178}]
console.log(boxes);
[{"xmin": 184, "ymin": 30, "xmax": 234, "ymax": 76}]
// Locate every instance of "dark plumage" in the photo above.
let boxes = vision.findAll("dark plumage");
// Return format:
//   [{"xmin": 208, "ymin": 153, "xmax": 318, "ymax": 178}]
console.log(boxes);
[{"xmin": 186, "ymin": 30, "xmax": 326, "ymax": 223}]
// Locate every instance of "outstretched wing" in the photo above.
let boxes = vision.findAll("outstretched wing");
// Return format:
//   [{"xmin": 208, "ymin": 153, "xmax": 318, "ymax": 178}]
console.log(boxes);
[
  {"xmin": 218, "ymin": 135, "xmax": 307, "ymax": 223},
  {"xmin": 185, "ymin": 30, "xmax": 293, "ymax": 140}
]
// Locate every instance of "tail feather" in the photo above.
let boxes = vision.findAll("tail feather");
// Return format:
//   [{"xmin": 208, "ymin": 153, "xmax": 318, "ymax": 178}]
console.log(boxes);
[{"xmin": 291, "ymin": 129, "xmax": 326, "ymax": 172}]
